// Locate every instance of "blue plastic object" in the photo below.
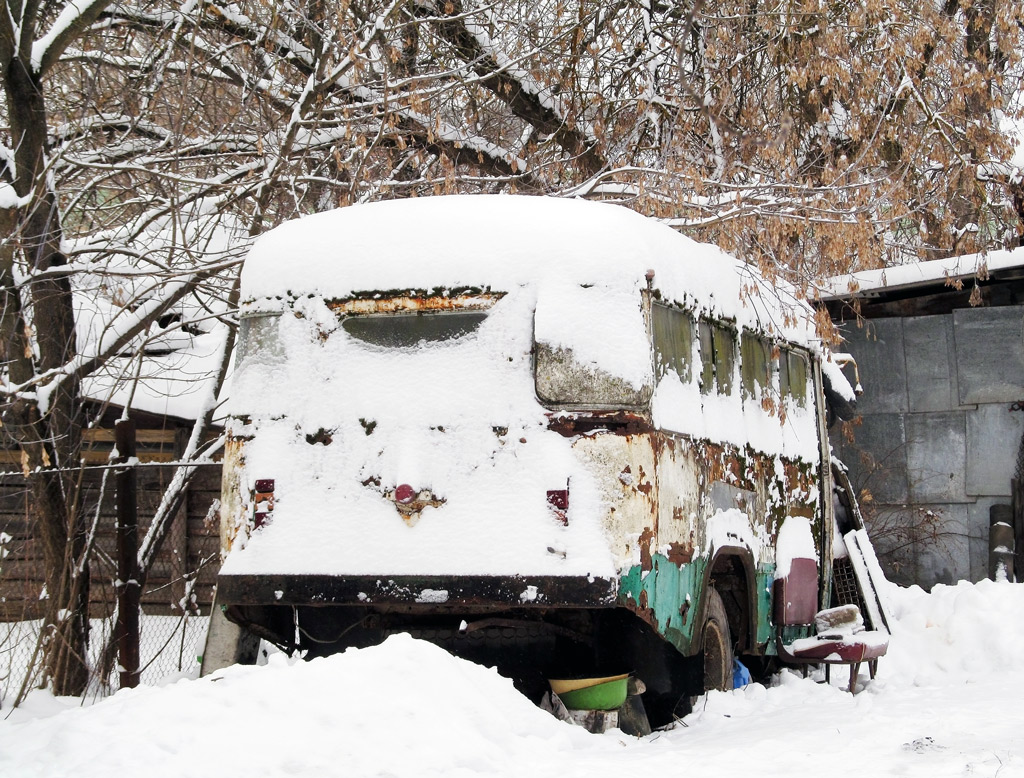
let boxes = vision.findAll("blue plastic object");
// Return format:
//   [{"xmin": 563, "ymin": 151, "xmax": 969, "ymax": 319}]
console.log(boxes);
[{"xmin": 733, "ymin": 658, "xmax": 751, "ymax": 688}]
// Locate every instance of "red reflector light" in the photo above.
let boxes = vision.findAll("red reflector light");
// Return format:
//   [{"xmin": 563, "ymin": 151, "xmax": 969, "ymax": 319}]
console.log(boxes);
[
  {"xmin": 547, "ymin": 488, "xmax": 569, "ymax": 525},
  {"xmin": 253, "ymin": 478, "xmax": 275, "ymax": 529},
  {"xmin": 395, "ymin": 484, "xmax": 416, "ymax": 504},
  {"xmin": 546, "ymin": 490, "xmax": 569, "ymax": 511}
]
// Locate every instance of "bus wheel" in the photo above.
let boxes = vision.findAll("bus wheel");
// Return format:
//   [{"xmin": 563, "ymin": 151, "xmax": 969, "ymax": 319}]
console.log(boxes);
[{"xmin": 702, "ymin": 588, "xmax": 734, "ymax": 692}]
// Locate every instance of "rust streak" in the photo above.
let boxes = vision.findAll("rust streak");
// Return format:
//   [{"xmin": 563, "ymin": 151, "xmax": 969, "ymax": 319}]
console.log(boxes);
[
  {"xmin": 328, "ymin": 293, "xmax": 503, "ymax": 315},
  {"xmin": 665, "ymin": 542, "xmax": 694, "ymax": 565},
  {"xmin": 636, "ymin": 464, "xmax": 654, "ymax": 495},
  {"xmin": 679, "ymin": 599, "xmax": 691, "ymax": 625},
  {"xmin": 639, "ymin": 526, "xmax": 655, "ymax": 572},
  {"xmin": 546, "ymin": 411, "xmax": 654, "ymax": 437}
]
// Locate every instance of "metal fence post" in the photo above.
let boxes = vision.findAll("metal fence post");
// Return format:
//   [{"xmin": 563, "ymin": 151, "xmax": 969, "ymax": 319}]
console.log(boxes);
[
  {"xmin": 990, "ymin": 504, "xmax": 1016, "ymax": 583},
  {"xmin": 115, "ymin": 419, "xmax": 140, "ymax": 688}
]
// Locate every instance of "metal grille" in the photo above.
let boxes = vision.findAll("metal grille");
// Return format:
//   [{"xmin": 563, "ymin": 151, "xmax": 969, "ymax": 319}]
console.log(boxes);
[{"xmin": 832, "ymin": 557, "xmax": 868, "ymax": 622}]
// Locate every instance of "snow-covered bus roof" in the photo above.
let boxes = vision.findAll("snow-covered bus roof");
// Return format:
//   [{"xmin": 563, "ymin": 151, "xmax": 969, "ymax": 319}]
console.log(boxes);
[{"xmin": 242, "ymin": 195, "xmax": 817, "ymax": 345}]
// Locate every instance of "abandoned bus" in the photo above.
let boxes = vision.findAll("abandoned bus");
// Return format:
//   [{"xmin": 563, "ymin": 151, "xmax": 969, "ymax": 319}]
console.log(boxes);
[{"xmin": 207, "ymin": 195, "xmax": 886, "ymax": 726}]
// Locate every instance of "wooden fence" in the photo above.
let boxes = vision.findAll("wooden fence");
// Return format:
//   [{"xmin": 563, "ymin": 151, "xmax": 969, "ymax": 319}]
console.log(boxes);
[{"xmin": 0, "ymin": 425, "xmax": 222, "ymax": 622}]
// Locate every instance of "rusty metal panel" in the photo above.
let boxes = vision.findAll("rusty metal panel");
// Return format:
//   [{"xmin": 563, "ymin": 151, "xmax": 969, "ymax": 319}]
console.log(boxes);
[
  {"xmin": 220, "ymin": 431, "xmax": 250, "ymax": 556},
  {"xmin": 570, "ymin": 432, "xmax": 658, "ymax": 572},
  {"xmin": 326, "ymin": 292, "xmax": 503, "ymax": 315},
  {"xmin": 618, "ymin": 554, "xmax": 706, "ymax": 655},
  {"xmin": 655, "ymin": 438, "xmax": 699, "ymax": 557}
]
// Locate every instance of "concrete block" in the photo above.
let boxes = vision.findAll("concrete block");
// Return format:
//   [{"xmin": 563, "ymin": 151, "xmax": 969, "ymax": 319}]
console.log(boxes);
[
  {"xmin": 966, "ymin": 404, "xmax": 1023, "ymax": 496},
  {"xmin": 860, "ymin": 502, "xmax": 971, "ymax": 588},
  {"xmin": 837, "ymin": 318, "xmax": 908, "ymax": 414},
  {"xmin": 954, "ymin": 306, "xmax": 1024, "ymax": 404},
  {"xmin": 858, "ymin": 504, "xmax": 918, "ymax": 587},
  {"xmin": 904, "ymin": 315, "xmax": 956, "ymax": 412},
  {"xmin": 913, "ymin": 503, "xmax": 971, "ymax": 587},
  {"xmin": 834, "ymin": 413, "xmax": 908, "ymax": 505},
  {"xmin": 906, "ymin": 412, "xmax": 968, "ymax": 503}
]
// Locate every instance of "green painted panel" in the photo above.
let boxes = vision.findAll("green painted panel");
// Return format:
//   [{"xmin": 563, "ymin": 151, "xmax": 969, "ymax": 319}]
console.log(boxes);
[
  {"xmin": 619, "ymin": 555, "xmax": 705, "ymax": 655},
  {"xmin": 755, "ymin": 563, "xmax": 776, "ymax": 650},
  {"xmin": 620, "ymin": 556, "xmax": 782, "ymax": 657},
  {"xmin": 779, "ymin": 624, "xmax": 814, "ymax": 645},
  {"xmin": 614, "ymin": 556, "xmax": 704, "ymax": 655}
]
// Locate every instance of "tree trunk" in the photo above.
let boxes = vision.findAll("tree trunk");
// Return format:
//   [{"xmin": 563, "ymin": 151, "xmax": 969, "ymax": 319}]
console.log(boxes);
[{"xmin": 2, "ymin": 53, "xmax": 90, "ymax": 696}]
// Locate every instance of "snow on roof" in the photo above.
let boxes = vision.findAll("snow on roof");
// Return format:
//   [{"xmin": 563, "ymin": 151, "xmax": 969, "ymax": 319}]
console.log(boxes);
[
  {"xmin": 68, "ymin": 286, "xmax": 228, "ymax": 423},
  {"xmin": 242, "ymin": 195, "xmax": 816, "ymax": 343},
  {"xmin": 79, "ymin": 331, "xmax": 227, "ymax": 423},
  {"xmin": 818, "ymin": 246, "xmax": 1024, "ymax": 300},
  {"xmin": 68, "ymin": 204, "xmax": 243, "ymax": 423}
]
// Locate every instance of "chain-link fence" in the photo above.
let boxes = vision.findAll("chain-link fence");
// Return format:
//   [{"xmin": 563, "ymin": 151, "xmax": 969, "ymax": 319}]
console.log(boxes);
[{"xmin": 1, "ymin": 609, "xmax": 211, "ymax": 707}]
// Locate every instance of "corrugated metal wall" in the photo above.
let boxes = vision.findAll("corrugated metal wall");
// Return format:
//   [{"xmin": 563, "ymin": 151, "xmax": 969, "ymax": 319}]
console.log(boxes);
[{"xmin": 832, "ymin": 306, "xmax": 1024, "ymax": 587}]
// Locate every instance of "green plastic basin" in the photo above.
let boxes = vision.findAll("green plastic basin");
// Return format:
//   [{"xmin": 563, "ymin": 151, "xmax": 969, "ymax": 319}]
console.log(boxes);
[{"xmin": 549, "ymin": 674, "xmax": 629, "ymax": 711}]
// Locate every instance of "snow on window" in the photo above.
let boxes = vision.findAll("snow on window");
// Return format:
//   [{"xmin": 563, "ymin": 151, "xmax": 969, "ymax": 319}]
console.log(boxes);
[
  {"xmin": 740, "ymin": 333, "xmax": 771, "ymax": 400},
  {"xmin": 779, "ymin": 349, "xmax": 809, "ymax": 407}
]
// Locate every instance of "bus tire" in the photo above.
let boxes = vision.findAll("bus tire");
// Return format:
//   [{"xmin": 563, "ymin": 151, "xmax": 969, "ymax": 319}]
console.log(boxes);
[{"xmin": 701, "ymin": 587, "xmax": 734, "ymax": 692}]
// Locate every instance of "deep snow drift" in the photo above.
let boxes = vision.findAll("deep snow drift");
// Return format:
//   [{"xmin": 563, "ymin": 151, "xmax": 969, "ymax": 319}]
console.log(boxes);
[{"xmin": 2, "ymin": 579, "xmax": 1023, "ymax": 778}]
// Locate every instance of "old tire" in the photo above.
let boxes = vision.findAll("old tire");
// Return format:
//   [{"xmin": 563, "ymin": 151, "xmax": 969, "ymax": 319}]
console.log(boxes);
[{"xmin": 701, "ymin": 588, "xmax": 734, "ymax": 692}]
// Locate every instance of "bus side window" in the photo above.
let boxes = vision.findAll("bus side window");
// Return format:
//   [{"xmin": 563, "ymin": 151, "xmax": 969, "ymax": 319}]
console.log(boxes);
[
  {"xmin": 698, "ymin": 320, "xmax": 714, "ymax": 393},
  {"xmin": 652, "ymin": 304, "xmax": 694, "ymax": 383},
  {"xmin": 699, "ymin": 319, "xmax": 736, "ymax": 396},
  {"xmin": 740, "ymin": 332, "xmax": 771, "ymax": 400},
  {"xmin": 788, "ymin": 350, "xmax": 808, "ymax": 406},
  {"xmin": 714, "ymin": 325, "xmax": 735, "ymax": 395},
  {"xmin": 778, "ymin": 347, "xmax": 808, "ymax": 407}
]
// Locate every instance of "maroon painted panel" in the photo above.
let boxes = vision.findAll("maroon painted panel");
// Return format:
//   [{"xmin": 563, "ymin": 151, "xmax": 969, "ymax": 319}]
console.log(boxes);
[{"xmin": 774, "ymin": 556, "xmax": 819, "ymax": 626}]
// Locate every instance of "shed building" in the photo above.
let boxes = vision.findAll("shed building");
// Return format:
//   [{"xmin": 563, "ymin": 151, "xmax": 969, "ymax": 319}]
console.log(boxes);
[{"xmin": 820, "ymin": 248, "xmax": 1024, "ymax": 587}]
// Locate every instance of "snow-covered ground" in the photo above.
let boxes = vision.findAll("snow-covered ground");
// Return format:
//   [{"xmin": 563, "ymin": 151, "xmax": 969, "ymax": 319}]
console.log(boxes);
[{"xmin": 2, "ymin": 579, "xmax": 1022, "ymax": 778}]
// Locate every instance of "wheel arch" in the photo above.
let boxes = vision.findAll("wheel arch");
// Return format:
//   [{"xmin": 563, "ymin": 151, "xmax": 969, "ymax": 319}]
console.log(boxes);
[{"xmin": 696, "ymin": 545, "xmax": 758, "ymax": 656}]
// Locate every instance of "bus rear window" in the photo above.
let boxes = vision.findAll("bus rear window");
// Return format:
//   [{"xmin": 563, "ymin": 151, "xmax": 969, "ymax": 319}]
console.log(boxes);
[{"xmin": 342, "ymin": 311, "xmax": 487, "ymax": 347}]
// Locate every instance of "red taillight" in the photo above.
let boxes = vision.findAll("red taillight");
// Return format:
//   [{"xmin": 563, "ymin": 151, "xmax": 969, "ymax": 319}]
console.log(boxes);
[
  {"xmin": 253, "ymin": 478, "xmax": 275, "ymax": 528},
  {"xmin": 547, "ymin": 488, "xmax": 569, "ymax": 525},
  {"xmin": 546, "ymin": 489, "xmax": 568, "ymax": 511},
  {"xmin": 395, "ymin": 483, "xmax": 416, "ymax": 504}
]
